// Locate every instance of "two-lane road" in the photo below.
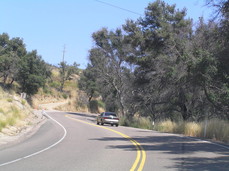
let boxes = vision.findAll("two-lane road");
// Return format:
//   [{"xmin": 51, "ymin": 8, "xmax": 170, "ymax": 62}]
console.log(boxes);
[{"xmin": 0, "ymin": 111, "xmax": 228, "ymax": 171}]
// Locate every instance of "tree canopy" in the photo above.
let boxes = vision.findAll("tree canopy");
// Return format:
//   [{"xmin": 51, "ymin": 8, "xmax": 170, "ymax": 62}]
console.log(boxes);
[
  {"xmin": 79, "ymin": 0, "xmax": 229, "ymax": 121},
  {"xmin": 0, "ymin": 33, "xmax": 50, "ymax": 95}
]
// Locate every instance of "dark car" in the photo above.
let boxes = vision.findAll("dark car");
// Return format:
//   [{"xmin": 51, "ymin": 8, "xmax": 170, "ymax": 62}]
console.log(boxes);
[{"xmin": 96, "ymin": 112, "xmax": 119, "ymax": 127}]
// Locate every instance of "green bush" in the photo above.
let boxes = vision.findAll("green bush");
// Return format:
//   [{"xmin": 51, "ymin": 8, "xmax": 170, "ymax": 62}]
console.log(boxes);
[
  {"xmin": 62, "ymin": 93, "xmax": 68, "ymax": 99},
  {"xmin": 21, "ymin": 99, "xmax": 26, "ymax": 105},
  {"xmin": 49, "ymin": 81, "xmax": 61, "ymax": 88},
  {"xmin": 97, "ymin": 100, "xmax": 105, "ymax": 109},
  {"xmin": 120, "ymin": 116, "xmax": 153, "ymax": 130},
  {"xmin": 43, "ymin": 87, "xmax": 52, "ymax": 95},
  {"xmin": 0, "ymin": 120, "xmax": 7, "ymax": 131},
  {"xmin": 89, "ymin": 100, "xmax": 99, "ymax": 113},
  {"xmin": 7, "ymin": 98, "xmax": 13, "ymax": 102}
]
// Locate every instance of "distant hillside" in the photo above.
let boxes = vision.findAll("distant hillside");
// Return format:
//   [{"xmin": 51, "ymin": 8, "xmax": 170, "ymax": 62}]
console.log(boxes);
[{"xmin": 31, "ymin": 66, "xmax": 92, "ymax": 113}]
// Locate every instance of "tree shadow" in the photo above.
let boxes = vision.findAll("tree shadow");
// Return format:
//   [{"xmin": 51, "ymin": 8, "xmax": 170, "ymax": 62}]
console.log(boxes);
[
  {"xmin": 67, "ymin": 112, "xmax": 97, "ymax": 122},
  {"xmin": 90, "ymin": 135, "xmax": 229, "ymax": 170},
  {"xmin": 69, "ymin": 112, "xmax": 229, "ymax": 170}
]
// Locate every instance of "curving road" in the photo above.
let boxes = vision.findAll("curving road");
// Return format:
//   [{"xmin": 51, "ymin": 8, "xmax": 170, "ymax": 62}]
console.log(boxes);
[{"xmin": 0, "ymin": 111, "xmax": 228, "ymax": 171}]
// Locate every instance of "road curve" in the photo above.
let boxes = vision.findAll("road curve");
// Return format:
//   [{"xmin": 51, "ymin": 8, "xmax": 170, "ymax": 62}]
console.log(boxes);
[{"xmin": 0, "ymin": 111, "xmax": 228, "ymax": 171}]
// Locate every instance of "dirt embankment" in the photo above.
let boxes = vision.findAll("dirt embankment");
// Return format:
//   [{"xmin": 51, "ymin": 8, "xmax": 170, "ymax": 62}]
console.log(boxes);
[{"xmin": 0, "ymin": 101, "xmax": 67, "ymax": 148}]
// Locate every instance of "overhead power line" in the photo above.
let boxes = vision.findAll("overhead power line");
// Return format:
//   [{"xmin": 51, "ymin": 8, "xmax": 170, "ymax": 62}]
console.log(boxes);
[{"xmin": 95, "ymin": 0, "xmax": 142, "ymax": 16}]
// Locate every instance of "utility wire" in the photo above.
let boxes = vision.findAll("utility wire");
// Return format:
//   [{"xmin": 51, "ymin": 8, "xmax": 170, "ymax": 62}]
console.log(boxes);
[{"xmin": 95, "ymin": 0, "xmax": 142, "ymax": 16}]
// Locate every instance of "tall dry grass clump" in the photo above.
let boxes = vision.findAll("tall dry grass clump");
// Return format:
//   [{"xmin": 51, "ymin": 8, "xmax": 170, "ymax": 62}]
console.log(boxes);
[
  {"xmin": 120, "ymin": 116, "xmax": 153, "ymax": 130},
  {"xmin": 201, "ymin": 119, "xmax": 229, "ymax": 143},
  {"xmin": 0, "ymin": 87, "xmax": 30, "ymax": 132},
  {"xmin": 0, "ymin": 105, "xmax": 25, "ymax": 132},
  {"xmin": 184, "ymin": 122, "xmax": 202, "ymax": 137},
  {"xmin": 154, "ymin": 119, "xmax": 228, "ymax": 144},
  {"xmin": 132, "ymin": 117, "xmax": 153, "ymax": 130},
  {"xmin": 155, "ymin": 120, "xmax": 176, "ymax": 133}
]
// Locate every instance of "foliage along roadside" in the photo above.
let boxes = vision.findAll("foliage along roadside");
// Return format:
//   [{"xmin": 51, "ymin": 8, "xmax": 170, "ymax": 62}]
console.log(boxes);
[
  {"xmin": 0, "ymin": 87, "xmax": 33, "ymax": 132},
  {"xmin": 78, "ymin": 0, "xmax": 229, "ymax": 122}
]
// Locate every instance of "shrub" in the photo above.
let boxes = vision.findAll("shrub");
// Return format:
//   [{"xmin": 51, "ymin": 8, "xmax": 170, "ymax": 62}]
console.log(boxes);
[
  {"xmin": 49, "ymin": 81, "xmax": 61, "ymax": 89},
  {"xmin": 6, "ymin": 117, "xmax": 16, "ymax": 126},
  {"xmin": 0, "ymin": 120, "xmax": 7, "ymax": 131},
  {"xmin": 7, "ymin": 98, "xmax": 13, "ymax": 102},
  {"xmin": 89, "ymin": 100, "xmax": 99, "ymax": 113},
  {"xmin": 184, "ymin": 122, "xmax": 201, "ymax": 137},
  {"xmin": 201, "ymin": 119, "xmax": 229, "ymax": 143},
  {"xmin": 97, "ymin": 100, "xmax": 105, "ymax": 109},
  {"xmin": 62, "ymin": 93, "xmax": 68, "ymax": 99},
  {"xmin": 154, "ymin": 119, "xmax": 229, "ymax": 144},
  {"xmin": 43, "ymin": 87, "xmax": 52, "ymax": 95},
  {"xmin": 120, "ymin": 116, "xmax": 153, "ymax": 130},
  {"xmin": 21, "ymin": 99, "xmax": 26, "ymax": 105},
  {"xmin": 155, "ymin": 120, "xmax": 176, "ymax": 133}
]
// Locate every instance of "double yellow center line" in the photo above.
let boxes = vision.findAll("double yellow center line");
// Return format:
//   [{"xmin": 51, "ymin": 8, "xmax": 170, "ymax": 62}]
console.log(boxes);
[{"xmin": 65, "ymin": 114, "xmax": 146, "ymax": 171}]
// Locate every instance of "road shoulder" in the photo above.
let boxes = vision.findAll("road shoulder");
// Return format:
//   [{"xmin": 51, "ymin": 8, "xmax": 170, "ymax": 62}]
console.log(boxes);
[{"xmin": 0, "ymin": 110, "xmax": 46, "ymax": 150}]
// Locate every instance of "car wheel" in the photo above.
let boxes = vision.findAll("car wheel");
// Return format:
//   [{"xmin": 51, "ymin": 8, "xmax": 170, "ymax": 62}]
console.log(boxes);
[
  {"xmin": 111, "ymin": 124, "xmax": 113, "ymax": 126},
  {"xmin": 101, "ymin": 122, "xmax": 104, "ymax": 125},
  {"xmin": 116, "ymin": 124, "xmax": 118, "ymax": 127},
  {"xmin": 97, "ymin": 122, "xmax": 99, "ymax": 125}
]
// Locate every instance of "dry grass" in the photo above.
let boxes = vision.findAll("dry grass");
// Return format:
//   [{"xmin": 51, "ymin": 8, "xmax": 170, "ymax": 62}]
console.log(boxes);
[
  {"xmin": 201, "ymin": 119, "xmax": 229, "ymax": 143},
  {"xmin": 0, "ymin": 87, "xmax": 32, "ymax": 132},
  {"xmin": 121, "ymin": 115, "xmax": 228, "ymax": 144},
  {"xmin": 155, "ymin": 120, "xmax": 176, "ymax": 133},
  {"xmin": 155, "ymin": 119, "xmax": 229, "ymax": 144},
  {"xmin": 120, "ymin": 116, "xmax": 153, "ymax": 130}
]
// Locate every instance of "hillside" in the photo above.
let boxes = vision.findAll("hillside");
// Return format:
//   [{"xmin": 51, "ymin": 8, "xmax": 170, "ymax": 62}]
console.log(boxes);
[
  {"xmin": 0, "ymin": 87, "xmax": 45, "ymax": 146},
  {"xmin": 0, "ymin": 66, "xmax": 95, "ymax": 137},
  {"xmin": 31, "ymin": 66, "xmax": 89, "ymax": 113}
]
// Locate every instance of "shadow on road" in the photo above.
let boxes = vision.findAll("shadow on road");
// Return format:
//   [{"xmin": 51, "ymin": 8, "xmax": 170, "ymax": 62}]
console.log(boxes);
[
  {"xmin": 90, "ymin": 134, "xmax": 229, "ymax": 171},
  {"xmin": 67, "ymin": 112, "xmax": 229, "ymax": 170},
  {"xmin": 67, "ymin": 112, "xmax": 97, "ymax": 122}
]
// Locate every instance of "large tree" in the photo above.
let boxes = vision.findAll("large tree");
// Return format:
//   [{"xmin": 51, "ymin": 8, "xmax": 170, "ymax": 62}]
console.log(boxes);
[
  {"xmin": 78, "ymin": 64, "xmax": 99, "ymax": 102},
  {"xmin": 17, "ymin": 50, "xmax": 50, "ymax": 95},
  {"xmin": 88, "ymin": 28, "xmax": 134, "ymax": 115},
  {"xmin": 59, "ymin": 61, "xmax": 79, "ymax": 91},
  {"xmin": 123, "ymin": 0, "xmax": 193, "ymax": 121},
  {"xmin": 0, "ymin": 33, "xmax": 26, "ymax": 85},
  {"xmin": 83, "ymin": 0, "xmax": 229, "ymax": 121}
]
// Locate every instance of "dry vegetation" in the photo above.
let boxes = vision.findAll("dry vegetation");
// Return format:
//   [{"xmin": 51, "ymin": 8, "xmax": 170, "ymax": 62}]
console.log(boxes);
[
  {"xmin": 32, "ymin": 67, "xmax": 93, "ymax": 113},
  {"xmin": 1, "ymin": 67, "xmax": 228, "ymax": 145},
  {"xmin": 0, "ymin": 87, "xmax": 39, "ymax": 134},
  {"xmin": 154, "ymin": 119, "xmax": 229, "ymax": 144},
  {"xmin": 120, "ymin": 115, "xmax": 229, "ymax": 144}
]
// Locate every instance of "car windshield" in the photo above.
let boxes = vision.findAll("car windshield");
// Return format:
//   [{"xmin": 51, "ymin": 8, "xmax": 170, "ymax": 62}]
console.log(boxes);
[{"xmin": 105, "ymin": 112, "xmax": 116, "ymax": 117}]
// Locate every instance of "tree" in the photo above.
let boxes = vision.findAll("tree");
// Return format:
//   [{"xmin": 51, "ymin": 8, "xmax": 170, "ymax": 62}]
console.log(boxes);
[
  {"xmin": 59, "ymin": 61, "xmax": 79, "ymax": 91},
  {"xmin": 17, "ymin": 50, "xmax": 50, "ymax": 95},
  {"xmin": 0, "ymin": 33, "xmax": 26, "ymax": 85},
  {"xmin": 88, "ymin": 28, "xmax": 134, "ymax": 115},
  {"xmin": 83, "ymin": 0, "xmax": 229, "ymax": 121},
  {"xmin": 123, "ymin": 0, "xmax": 193, "ymax": 121},
  {"xmin": 78, "ymin": 64, "xmax": 99, "ymax": 102}
]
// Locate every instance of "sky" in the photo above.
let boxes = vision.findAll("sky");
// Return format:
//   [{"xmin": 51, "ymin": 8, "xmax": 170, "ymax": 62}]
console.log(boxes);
[{"xmin": 0, "ymin": 0, "xmax": 213, "ymax": 69}]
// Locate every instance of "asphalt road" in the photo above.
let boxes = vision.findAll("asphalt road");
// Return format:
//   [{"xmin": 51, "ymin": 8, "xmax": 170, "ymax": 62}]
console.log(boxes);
[{"xmin": 0, "ymin": 111, "xmax": 228, "ymax": 171}]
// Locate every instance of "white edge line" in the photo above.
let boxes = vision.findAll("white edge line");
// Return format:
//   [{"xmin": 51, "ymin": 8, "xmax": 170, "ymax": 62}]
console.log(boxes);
[
  {"xmin": 0, "ymin": 111, "xmax": 67, "ymax": 167},
  {"xmin": 184, "ymin": 136, "xmax": 229, "ymax": 150},
  {"xmin": 158, "ymin": 131, "xmax": 229, "ymax": 150}
]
